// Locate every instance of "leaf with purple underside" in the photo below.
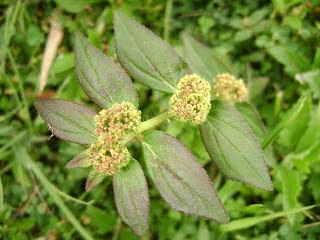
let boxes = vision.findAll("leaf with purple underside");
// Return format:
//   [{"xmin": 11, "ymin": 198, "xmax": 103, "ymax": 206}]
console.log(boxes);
[
  {"xmin": 114, "ymin": 11, "xmax": 191, "ymax": 93},
  {"xmin": 74, "ymin": 32, "xmax": 139, "ymax": 109},
  {"xmin": 200, "ymin": 100, "xmax": 273, "ymax": 191},
  {"xmin": 85, "ymin": 168, "xmax": 105, "ymax": 192},
  {"xmin": 66, "ymin": 150, "xmax": 91, "ymax": 169},
  {"xmin": 34, "ymin": 98, "xmax": 96, "ymax": 145},
  {"xmin": 142, "ymin": 130, "xmax": 229, "ymax": 223},
  {"xmin": 113, "ymin": 159, "xmax": 150, "ymax": 239}
]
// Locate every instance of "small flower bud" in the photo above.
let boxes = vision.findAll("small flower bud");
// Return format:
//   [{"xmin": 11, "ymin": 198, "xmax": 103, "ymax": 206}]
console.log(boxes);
[
  {"xmin": 169, "ymin": 74, "xmax": 211, "ymax": 125},
  {"xmin": 213, "ymin": 73, "xmax": 248, "ymax": 103}
]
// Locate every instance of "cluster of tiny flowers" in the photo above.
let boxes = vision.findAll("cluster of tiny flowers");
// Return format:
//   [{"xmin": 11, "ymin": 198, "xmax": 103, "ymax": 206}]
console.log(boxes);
[
  {"xmin": 213, "ymin": 73, "xmax": 248, "ymax": 103},
  {"xmin": 169, "ymin": 74, "xmax": 211, "ymax": 125},
  {"xmin": 87, "ymin": 102, "xmax": 141, "ymax": 175}
]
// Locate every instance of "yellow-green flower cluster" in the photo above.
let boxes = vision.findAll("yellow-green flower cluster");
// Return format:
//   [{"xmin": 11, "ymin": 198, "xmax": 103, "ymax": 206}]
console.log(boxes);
[
  {"xmin": 213, "ymin": 73, "xmax": 248, "ymax": 103},
  {"xmin": 169, "ymin": 74, "xmax": 211, "ymax": 125},
  {"xmin": 87, "ymin": 102, "xmax": 141, "ymax": 175}
]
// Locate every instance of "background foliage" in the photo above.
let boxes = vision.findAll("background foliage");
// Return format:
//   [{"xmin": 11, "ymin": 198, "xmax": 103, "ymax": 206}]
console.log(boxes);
[{"xmin": 1, "ymin": 0, "xmax": 319, "ymax": 239}]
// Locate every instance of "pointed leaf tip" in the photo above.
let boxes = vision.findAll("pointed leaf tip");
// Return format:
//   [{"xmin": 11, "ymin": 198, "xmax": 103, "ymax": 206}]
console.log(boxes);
[
  {"xmin": 113, "ymin": 159, "xmax": 150, "ymax": 239},
  {"xmin": 74, "ymin": 31, "xmax": 139, "ymax": 109},
  {"xmin": 85, "ymin": 169, "xmax": 105, "ymax": 192},
  {"xmin": 201, "ymin": 100, "xmax": 273, "ymax": 191},
  {"xmin": 142, "ymin": 130, "xmax": 229, "ymax": 223},
  {"xmin": 114, "ymin": 11, "xmax": 191, "ymax": 93},
  {"xmin": 34, "ymin": 98, "xmax": 97, "ymax": 145},
  {"xmin": 66, "ymin": 150, "xmax": 90, "ymax": 169}
]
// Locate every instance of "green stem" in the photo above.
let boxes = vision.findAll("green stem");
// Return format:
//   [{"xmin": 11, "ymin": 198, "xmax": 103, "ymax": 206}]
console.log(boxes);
[
  {"xmin": 140, "ymin": 112, "xmax": 170, "ymax": 132},
  {"xmin": 52, "ymin": 185, "xmax": 94, "ymax": 206},
  {"xmin": 163, "ymin": 0, "xmax": 173, "ymax": 42},
  {"xmin": 112, "ymin": 217, "xmax": 122, "ymax": 240},
  {"xmin": 17, "ymin": 146, "xmax": 94, "ymax": 240},
  {"xmin": 121, "ymin": 112, "xmax": 170, "ymax": 145}
]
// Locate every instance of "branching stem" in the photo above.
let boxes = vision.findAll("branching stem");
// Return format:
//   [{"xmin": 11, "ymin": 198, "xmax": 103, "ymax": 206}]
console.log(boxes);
[{"xmin": 121, "ymin": 111, "xmax": 170, "ymax": 145}]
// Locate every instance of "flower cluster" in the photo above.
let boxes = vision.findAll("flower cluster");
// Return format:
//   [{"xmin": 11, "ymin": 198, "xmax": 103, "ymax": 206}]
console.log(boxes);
[
  {"xmin": 87, "ymin": 102, "xmax": 141, "ymax": 175},
  {"xmin": 213, "ymin": 73, "xmax": 248, "ymax": 103},
  {"xmin": 169, "ymin": 74, "xmax": 211, "ymax": 125}
]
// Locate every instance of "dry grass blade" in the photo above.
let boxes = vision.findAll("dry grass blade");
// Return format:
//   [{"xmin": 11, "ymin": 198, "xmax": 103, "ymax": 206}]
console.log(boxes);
[{"xmin": 38, "ymin": 20, "xmax": 63, "ymax": 95}]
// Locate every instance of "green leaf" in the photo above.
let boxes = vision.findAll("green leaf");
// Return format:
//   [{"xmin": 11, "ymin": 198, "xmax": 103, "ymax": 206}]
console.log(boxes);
[
  {"xmin": 183, "ymin": 35, "xmax": 232, "ymax": 82},
  {"xmin": 113, "ymin": 159, "xmax": 150, "ymax": 239},
  {"xmin": 142, "ymin": 130, "xmax": 229, "ymax": 223},
  {"xmin": 34, "ymin": 98, "xmax": 97, "ymax": 145},
  {"xmin": 51, "ymin": 52, "xmax": 74, "ymax": 74},
  {"xmin": 278, "ymin": 93, "xmax": 311, "ymax": 149},
  {"xmin": 296, "ymin": 102, "xmax": 320, "ymax": 153},
  {"xmin": 85, "ymin": 205, "xmax": 117, "ymax": 234},
  {"xmin": 236, "ymin": 102, "xmax": 276, "ymax": 166},
  {"xmin": 54, "ymin": 0, "xmax": 104, "ymax": 13},
  {"xmin": 267, "ymin": 46, "xmax": 310, "ymax": 76},
  {"xmin": 220, "ymin": 205, "xmax": 316, "ymax": 232},
  {"xmin": 275, "ymin": 166, "xmax": 303, "ymax": 223},
  {"xmin": 114, "ymin": 11, "xmax": 191, "ymax": 93},
  {"xmin": 74, "ymin": 32, "xmax": 138, "ymax": 109},
  {"xmin": 312, "ymin": 47, "xmax": 320, "ymax": 69},
  {"xmin": 66, "ymin": 150, "xmax": 90, "ymax": 169},
  {"xmin": 234, "ymin": 29, "xmax": 252, "ymax": 42},
  {"xmin": 85, "ymin": 168, "xmax": 105, "ymax": 192},
  {"xmin": 200, "ymin": 100, "xmax": 273, "ymax": 191},
  {"xmin": 247, "ymin": 76, "xmax": 269, "ymax": 100},
  {"xmin": 262, "ymin": 95, "xmax": 307, "ymax": 149},
  {"xmin": 296, "ymin": 70, "xmax": 320, "ymax": 98}
]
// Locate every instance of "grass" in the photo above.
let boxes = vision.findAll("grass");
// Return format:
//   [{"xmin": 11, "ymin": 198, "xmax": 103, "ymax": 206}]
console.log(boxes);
[{"xmin": 1, "ymin": 0, "xmax": 319, "ymax": 239}]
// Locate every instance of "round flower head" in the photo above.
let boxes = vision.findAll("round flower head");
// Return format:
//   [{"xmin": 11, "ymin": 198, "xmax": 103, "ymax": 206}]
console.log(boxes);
[
  {"xmin": 94, "ymin": 102, "xmax": 142, "ymax": 145},
  {"xmin": 87, "ymin": 141, "xmax": 130, "ymax": 175},
  {"xmin": 169, "ymin": 74, "xmax": 211, "ymax": 125},
  {"xmin": 87, "ymin": 102, "xmax": 141, "ymax": 175},
  {"xmin": 213, "ymin": 73, "xmax": 248, "ymax": 103}
]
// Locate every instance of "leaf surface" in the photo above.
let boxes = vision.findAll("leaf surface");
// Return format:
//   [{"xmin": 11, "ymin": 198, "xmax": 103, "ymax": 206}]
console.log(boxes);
[
  {"xmin": 66, "ymin": 150, "xmax": 90, "ymax": 169},
  {"xmin": 114, "ymin": 11, "xmax": 191, "ymax": 93},
  {"xmin": 200, "ymin": 100, "xmax": 273, "ymax": 191},
  {"xmin": 74, "ymin": 32, "xmax": 138, "ymax": 109},
  {"xmin": 142, "ymin": 130, "xmax": 229, "ymax": 223},
  {"xmin": 236, "ymin": 102, "xmax": 276, "ymax": 166},
  {"xmin": 183, "ymin": 35, "xmax": 232, "ymax": 82},
  {"xmin": 34, "ymin": 98, "xmax": 96, "ymax": 145},
  {"xmin": 85, "ymin": 168, "xmax": 105, "ymax": 192},
  {"xmin": 113, "ymin": 159, "xmax": 150, "ymax": 239}
]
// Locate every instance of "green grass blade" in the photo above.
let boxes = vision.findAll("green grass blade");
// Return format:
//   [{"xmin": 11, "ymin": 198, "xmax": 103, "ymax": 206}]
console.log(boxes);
[
  {"xmin": 0, "ymin": 175, "xmax": 3, "ymax": 211},
  {"xmin": 220, "ymin": 205, "xmax": 317, "ymax": 232},
  {"xmin": 261, "ymin": 95, "xmax": 307, "ymax": 150},
  {"xmin": 14, "ymin": 145, "xmax": 94, "ymax": 240}
]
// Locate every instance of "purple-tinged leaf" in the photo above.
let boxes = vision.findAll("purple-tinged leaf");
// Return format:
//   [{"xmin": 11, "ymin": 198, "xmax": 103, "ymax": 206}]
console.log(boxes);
[
  {"xmin": 200, "ymin": 100, "xmax": 273, "ymax": 191},
  {"xmin": 34, "ymin": 98, "xmax": 96, "ymax": 145},
  {"xmin": 142, "ymin": 130, "xmax": 229, "ymax": 223},
  {"xmin": 74, "ymin": 32, "xmax": 139, "ymax": 109},
  {"xmin": 114, "ymin": 11, "xmax": 191, "ymax": 93},
  {"xmin": 66, "ymin": 150, "xmax": 91, "ymax": 169},
  {"xmin": 113, "ymin": 159, "xmax": 150, "ymax": 239},
  {"xmin": 85, "ymin": 168, "xmax": 105, "ymax": 192},
  {"xmin": 183, "ymin": 35, "xmax": 233, "ymax": 83}
]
